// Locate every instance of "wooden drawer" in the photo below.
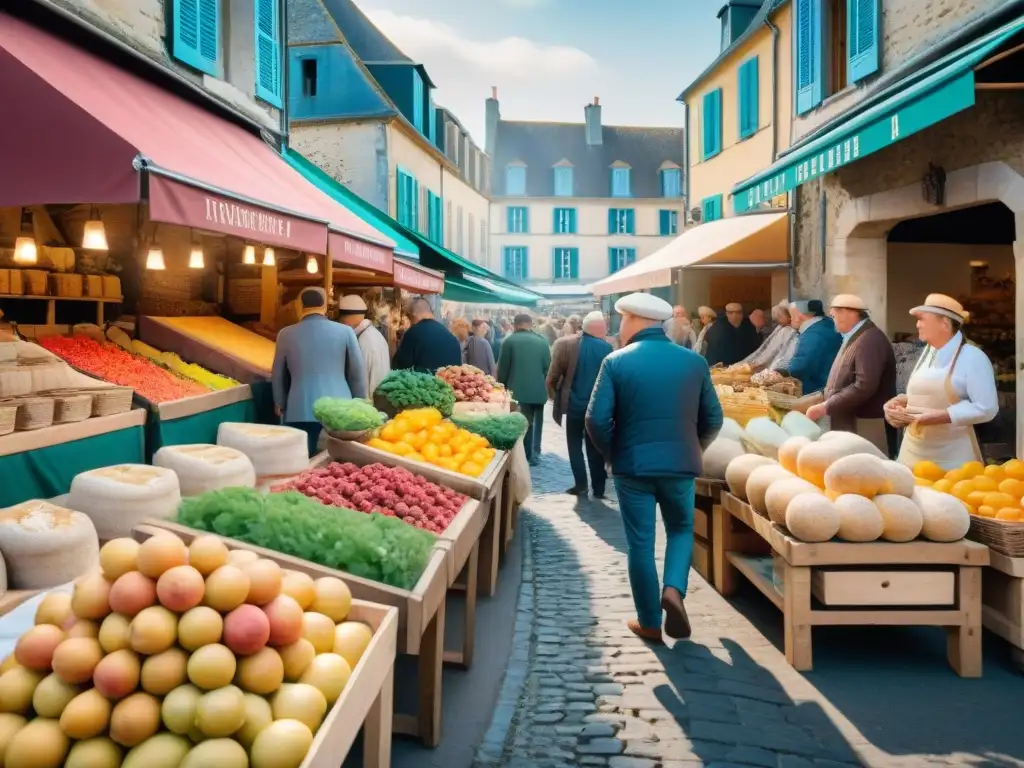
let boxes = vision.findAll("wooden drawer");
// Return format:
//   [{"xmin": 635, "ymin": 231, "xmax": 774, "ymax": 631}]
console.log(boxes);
[
  {"xmin": 694, "ymin": 507, "xmax": 709, "ymax": 541},
  {"xmin": 692, "ymin": 540, "xmax": 710, "ymax": 582},
  {"xmin": 812, "ymin": 569, "xmax": 956, "ymax": 607}
]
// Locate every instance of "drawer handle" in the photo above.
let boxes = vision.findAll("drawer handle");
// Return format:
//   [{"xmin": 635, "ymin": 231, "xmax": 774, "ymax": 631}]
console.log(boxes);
[{"xmin": 881, "ymin": 580, "xmax": 891, "ymax": 588}]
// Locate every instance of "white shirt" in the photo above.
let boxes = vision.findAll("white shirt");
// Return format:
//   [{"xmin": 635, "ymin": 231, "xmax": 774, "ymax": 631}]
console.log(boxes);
[
  {"xmin": 354, "ymin": 319, "xmax": 391, "ymax": 396},
  {"xmin": 916, "ymin": 332, "xmax": 999, "ymax": 427}
]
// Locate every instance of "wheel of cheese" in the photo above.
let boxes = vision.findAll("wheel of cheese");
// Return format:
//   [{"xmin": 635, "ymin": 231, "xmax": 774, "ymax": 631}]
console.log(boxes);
[
  {"xmin": 153, "ymin": 444, "xmax": 257, "ymax": 496},
  {"xmin": 798, "ymin": 433, "xmax": 886, "ymax": 489},
  {"xmin": 765, "ymin": 477, "xmax": 821, "ymax": 525},
  {"xmin": 880, "ymin": 460, "xmax": 915, "ymax": 498},
  {"xmin": 68, "ymin": 465, "xmax": 181, "ymax": 540},
  {"xmin": 874, "ymin": 494, "xmax": 924, "ymax": 542},
  {"xmin": 725, "ymin": 454, "xmax": 777, "ymax": 500},
  {"xmin": 823, "ymin": 454, "xmax": 889, "ymax": 498},
  {"xmin": 746, "ymin": 465, "xmax": 795, "ymax": 516},
  {"xmin": 833, "ymin": 494, "xmax": 884, "ymax": 542},
  {"xmin": 785, "ymin": 493, "xmax": 841, "ymax": 542},
  {"xmin": 701, "ymin": 438, "xmax": 745, "ymax": 481},
  {"xmin": 217, "ymin": 423, "xmax": 309, "ymax": 477},
  {"xmin": 912, "ymin": 487, "xmax": 970, "ymax": 542},
  {"xmin": 0, "ymin": 501, "xmax": 100, "ymax": 588}
]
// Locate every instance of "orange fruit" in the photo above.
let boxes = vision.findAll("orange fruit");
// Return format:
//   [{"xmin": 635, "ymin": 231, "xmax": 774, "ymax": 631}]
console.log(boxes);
[
  {"xmin": 961, "ymin": 461, "xmax": 984, "ymax": 478},
  {"xmin": 995, "ymin": 508, "xmax": 1022, "ymax": 522},
  {"xmin": 978, "ymin": 505, "xmax": 997, "ymax": 518},
  {"xmin": 933, "ymin": 479, "xmax": 953, "ymax": 494},
  {"xmin": 1004, "ymin": 459, "xmax": 1024, "ymax": 480},
  {"xmin": 998, "ymin": 478, "xmax": 1024, "ymax": 498},
  {"xmin": 460, "ymin": 461, "xmax": 483, "ymax": 477},
  {"xmin": 971, "ymin": 476, "xmax": 998, "ymax": 492},
  {"xmin": 984, "ymin": 464, "xmax": 1006, "ymax": 480},
  {"xmin": 913, "ymin": 461, "xmax": 945, "ymax": 482},
  {"xmin": 966, "ymin": 504, "xmax": 978, "ymax": 516},
  {"xmin": 982, "ymin": 492, "xmax": 1018, "ymax": 510},
  {"xmin": 945, "ymin": 469, "xmax": 967, "ymax": 484},
  {"xmin": 950, "ymin": 480, "xmax": 976, "ymax": 501},
  {"xmin": 966, "ymin": 490, "xmax": 988, "ymax": 508}
]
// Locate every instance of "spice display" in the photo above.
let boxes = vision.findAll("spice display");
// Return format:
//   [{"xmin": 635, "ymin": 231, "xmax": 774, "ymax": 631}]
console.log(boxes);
[
  {"xmin": 275, "ymin": 462, "xmax": 468, "ymax": 534},
  {"xmin": 436, "ymin": 365, "xmax": 503, "ymax": 403},
  {"xmin": 131, "ymin": 340, "xmax": 240, "ymax": 390},
  {"xmin": 40, "ymin": 336, "xmax": 209, "ymax": 403},
  {"xmin": 366, "ymin": 407, "xmax": 496, "ymax": 477},
  {"xmin": 374, "ymin": 370, "xmax": 456, "ymax": 416},
  {"xmin": 177, "ymin": 488, "xmax": 435, "ymax": 590},
  {"xmin": 312, "ymin": 398, "xmax": 386, "ymax": 433},
  {"xmin": 450, "ymin": 411, "xmax": 528, "ymax": 451}
]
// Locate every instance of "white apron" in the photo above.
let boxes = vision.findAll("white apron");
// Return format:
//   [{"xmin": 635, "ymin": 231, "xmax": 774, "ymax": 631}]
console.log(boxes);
[{"xmin": 897, "ymin": 340, "xmax": 981, "ymax": 471}]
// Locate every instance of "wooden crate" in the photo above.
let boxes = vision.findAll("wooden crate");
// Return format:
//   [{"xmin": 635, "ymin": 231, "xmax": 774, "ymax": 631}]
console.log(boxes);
[
  {"xmin": 713, "ymin": 492, "xmax": 990, "ymax": 677},
  {"xmin": 0, "ymin": 585, "xmax": 399, "ymax": 768},
  {"xmin": 982, "ymin": 551, "xmax": 1024, "ymax": 671},
  {"xmin": 693, "ymin": 477, "xmax": 724, "ymax": 583},
  {"xmin": 134, "ymin": 521, "xmax": 451, "ymax": 747}
]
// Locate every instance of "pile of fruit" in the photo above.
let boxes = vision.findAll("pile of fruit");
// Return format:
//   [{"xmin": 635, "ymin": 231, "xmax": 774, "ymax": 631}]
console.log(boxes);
[
  {"xmin": 374, "ymin": 371, "xmax": 456, "ymax": 417},
  {"xmin": 40, "ymin": 336, "xmax": 210, "ymax": 404},
  {"xmin": 312, "ymin": 398, "xmax": 385, "ymax": 433},
  {"xmin": 131, "ymin": 340, "xmax": 240, "ymax": 391},
  {"xmin": 0, "ymin": 532, "xmax": 373, "ymax": 768},
  {"xmin": 274, "ymin": 462, "xmax": 468, "ymax": 534},
  {"xmin": 914, "ymin": 458, "xmax": 1024, "ymax": 522},
  {"xmin": 366, "ymin": 407, "xmax": 496, "ymax": 477},
  {"xmin": 436, "ymin": 365, "xmax": 502, "ymax": 403}
]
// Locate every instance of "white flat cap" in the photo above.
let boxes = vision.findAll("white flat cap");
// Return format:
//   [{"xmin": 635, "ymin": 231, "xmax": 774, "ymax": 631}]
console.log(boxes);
[
  {"xmin": 830, "ymin": 294, "xmax": 867, "ymax": 311},
  {"xmin": 614, "ymin": 292, "xmax": 673, "ymax": 321},
  {"xmin": 582, "ymin": 310, "xmax": 605, "ymax": 328},
  {"xmin": 337, "ymin": 294, "xmax": 368, "ymax": 313}
]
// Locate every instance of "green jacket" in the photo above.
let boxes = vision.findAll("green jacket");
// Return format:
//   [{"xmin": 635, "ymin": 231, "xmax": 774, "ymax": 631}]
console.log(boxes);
[{"xmin": 497, "ymin": 330, "xmax": 551, "ymax": 405}]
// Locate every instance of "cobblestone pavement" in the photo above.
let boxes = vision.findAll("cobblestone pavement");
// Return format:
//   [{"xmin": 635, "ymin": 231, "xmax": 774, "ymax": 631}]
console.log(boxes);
[{"xmin": 473, "ymin": 413, "xmax": 1024, "ymax": 768}]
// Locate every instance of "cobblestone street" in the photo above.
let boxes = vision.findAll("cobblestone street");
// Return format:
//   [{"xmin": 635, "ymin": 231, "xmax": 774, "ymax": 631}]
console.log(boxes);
[{"xmin": 472, "ymin": 413, "xmax": 1024, "ymax": 768}]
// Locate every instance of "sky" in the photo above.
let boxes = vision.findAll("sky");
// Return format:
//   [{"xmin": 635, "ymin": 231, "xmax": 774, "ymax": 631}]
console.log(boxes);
[{"xmin": 355, "ymin": 0, "xmax": 728, "ymax": 145}]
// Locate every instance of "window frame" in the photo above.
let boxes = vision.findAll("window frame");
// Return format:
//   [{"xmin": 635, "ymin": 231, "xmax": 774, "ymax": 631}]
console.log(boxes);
[
  {"xmin": 554, "ymin": 166, "xmax": 574, "ymax": 197},
  {"xmin": 503, "ymin": 246, "xmax": 529, "ymax": 281},
  {"xmin": 553, "ymin": 247, "xmax": 579, "ymax": 281},
  {"xmin": 506, "ymin": 165, "xmax": 527, "ymax": 196},
  {"xmin": 661, "ymin": 168, "xmax": 682, "ymax": 198},
  {"xmin": 701, "ymin": 88, "xmax": 723, "ymax": 160},
  {"xmin": 659, "ymin": 210, "xmax": 679, "ymax": 236},
  {"xmin": 611, "ymin": 167, "xmax": 632, "ymax": 198},
  {"xmin": 608, "ymin": 247, "xmax": 636, "ymax": 274},
  {"xmin": 507, "ymin": 206, "xmax": 529, "ymax": 234},
  {"xmin": 608, "ymin": 208, "xmax": 635, "ymax": 235},
  {"xmin": 553, "ymin": 207, "xmax": 577, "ymax": 235},
  {"xmin": 701, "ymin": 194, "xmax": 723, "ymax": 224}
]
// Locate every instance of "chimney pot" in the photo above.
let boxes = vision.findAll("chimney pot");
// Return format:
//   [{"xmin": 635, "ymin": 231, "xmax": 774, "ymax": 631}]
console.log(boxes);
[
  {"xmin": 593, "ymin": 96, "xmax": 600, "ymax": 106},
  {"xmin": 491, "ymin": 86, "xmax": 498, "ymax": 99}
]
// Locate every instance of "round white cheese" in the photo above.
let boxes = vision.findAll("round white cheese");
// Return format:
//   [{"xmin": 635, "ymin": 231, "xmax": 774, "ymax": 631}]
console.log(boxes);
[
  {"xmin": 67, "ymin": 464, "xmax": 181, "ymax": 540},
  {"xmin": 217, "ymin": 423, "xmax": 309, "ymax": 476},
  {"xmin": 154, "ymin": 444, "xmax": 257, "ymax": 496},
  {"xmin": 0, "ymin": 501, "xmax": 100, "ymax": 588}
]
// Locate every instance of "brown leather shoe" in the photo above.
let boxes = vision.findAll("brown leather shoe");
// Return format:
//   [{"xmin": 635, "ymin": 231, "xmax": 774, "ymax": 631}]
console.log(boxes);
[
  {"xmin": 661, "ymin": 587, "xmax": 691, "ymax": 640},
  {"xmin": 626, "ymin": 619, "xmax": 663, "ymax": 644}
]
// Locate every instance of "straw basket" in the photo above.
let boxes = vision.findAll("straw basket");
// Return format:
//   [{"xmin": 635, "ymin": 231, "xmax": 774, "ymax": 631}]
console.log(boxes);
[
  {"xmin": 15, "ymin": 397, "xmax": 55, "ymax": 430},
  {"xmin": 766, "ymin": 391, "xmax": 799, "ymax": 410},
  {"xmin": 90, "ymin": 388, "xmax": 133, "ymax": 416},
  {"xmin": 968, "ymin": 516, "xmax": 1024, "ymax": 558},
  {"xmin": 53, "ymin": 393, "xmax": 93, "ymax": 424},
  {"xmin": 324, "ymin": 428, "xmax": 373, "ymax": 442},
  {"xmin": 0, "ymin": 401, "xmax": 16, "ymax": 436}
]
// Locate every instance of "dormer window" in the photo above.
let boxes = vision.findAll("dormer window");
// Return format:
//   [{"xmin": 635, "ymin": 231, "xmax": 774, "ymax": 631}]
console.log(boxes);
[
  {"xmin": 506, "ymin": 163, "xmax": 526, "ymax": 196},
  {"xmin": 610, "ymin": 163, "xmax": 631, "ymax": 197},
  {"xmin": 661, "ymin": 168, "xmax": 682, "ymax": 198},
  {"xmin": 553, "ymin": 161, "xmax": 574, "ymax": 197}
]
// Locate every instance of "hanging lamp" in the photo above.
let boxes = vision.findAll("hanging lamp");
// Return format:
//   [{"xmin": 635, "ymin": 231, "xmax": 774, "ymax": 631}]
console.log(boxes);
[
  {"xmin": 81, "ymin": 207, "xmax": 109, "ymax": 250},
  {"xmin": 13, "ymin": 208, "xmax": 38, "ymax": 265},
  {"xmin": 262, "ymin": 247, "xmax": 275, "ymax": 267},
  {"xmin": 305, "ymin": 255, "xmax": 318, "ymax": 274},
  {"xmin": 243, "ymin": 244, "xmax": 256, "ymax": 265},
  {"xmin": 189, "ymin": 241, "xmax": 205, "ymax": 269},
  {"xmin": 145, "ymin": 227, "xmax": 165, "ymax": 270}
]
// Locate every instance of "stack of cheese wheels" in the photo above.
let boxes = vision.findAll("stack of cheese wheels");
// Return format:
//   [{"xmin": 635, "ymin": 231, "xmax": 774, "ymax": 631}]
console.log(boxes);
[
  {"xmin": 67, "ymin": 465, "xmax": 181, "ymax": 540},
  {"xmin": 153, "ymin": 444, "xmax": 257, "ymax": 497},
  {"xmin": 0, "ymin": 501, "xmax": 100, "ymax": 588},
  {"xmin": 217, "ymin": 423, "xmax": 309, "ymax": 478}
]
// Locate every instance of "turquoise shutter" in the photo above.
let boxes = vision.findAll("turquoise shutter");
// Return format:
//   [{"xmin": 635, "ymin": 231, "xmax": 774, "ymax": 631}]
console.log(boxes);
[
  {"xmin": 569, "ymin": 249, "xmax": 579, "ymax": 279},
  {"xmin": 506, "ymin": 207, "xmax": 515, "ymax": 233},
  {"xmin": 626, "ymin": 249, "xmax": 636, "ymax": 266},
  {"xmin": 702, "ymin": 90, "xmax": 722, "ymax": 158},
  {"xmin": 411, "ymin": 178, "xmax": 420, "ymax": 231},
  {"xmin": 659, "ymin": 210, "xmax": 669, "ymax": 235},
  {"xmin": 607, "ymin": 209, "xmax": 617, "ymax": 234},
  {"xmin": 412, "ymin": 71, "xmax": 424, "ymax": 132},
  {"xmin": 608, "ymin": 248, "xmax": 615, "ymax": 274},
  {"xmin": 739, "ymin": 57, "xmax": 759, "ymax": 138},
  {"xmin": 396, "ymin": 171, "xmax": 406, "ymax": 226},
  {"xmin": 254, "ymin": 0, "xmax": 282, "ymax": 107},
  {"xmin": 625, "ymin": 209, "xmax": 635, "ymax": 234},
  {"xmin": 795, "ymin": 0, "xmax": 824, "ymax": 114},
  {"xmin": 848, "ymin": 0, "xmax": 881, "ymax": 82},
  {"xmin": 522, "ymin": 208, "xmax": 530, "ymax": 234},
  {"xmin": 569, "ymin": 209, "xmax": 577, "ymax": 234},
  {"xmin": 172, "ymin": 0, "xmax": 219, "ymax": 76}
]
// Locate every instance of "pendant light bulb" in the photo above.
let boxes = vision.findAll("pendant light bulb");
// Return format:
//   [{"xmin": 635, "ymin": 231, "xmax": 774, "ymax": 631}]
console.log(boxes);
[
  {"xmin": 81, "ymin": 219, "xmax": 109, "ymax": 251},
  {"xmin": 305, "ymin": 255, "xmax": 318, "ymax": 274},
  {"xmin": 13, "ymin": 237, "xmax": 38, "ymax": 265},
  {"xmin": 262, "ymin": 247, "xmax": 275, "ymax": 267},
  {"xmin": 243, "ymin": 244, "xmax": 256, "ymax": 265},
  {"xmin": 189, "ymin": 245, "xmax": 205, "ymax": 269},
  {"xmin": 146, "ymin": 246, "xmax": 166, "ymax": 271}
]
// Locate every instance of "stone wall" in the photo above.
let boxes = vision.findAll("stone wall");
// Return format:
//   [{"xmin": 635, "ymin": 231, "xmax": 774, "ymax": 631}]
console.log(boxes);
[{"xmin": 289, "ymin": 122, "xmax": 389, "ymax": 212}]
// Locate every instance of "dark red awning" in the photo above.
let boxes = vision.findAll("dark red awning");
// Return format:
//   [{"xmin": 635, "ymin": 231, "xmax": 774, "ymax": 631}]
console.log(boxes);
[
  {"xmin": 392, "ymin": 259, "xmax": 445, "ymax": 294},
  {"xmin": 0, "ymin": 13, "xmax": 394, "ymax": 256}
]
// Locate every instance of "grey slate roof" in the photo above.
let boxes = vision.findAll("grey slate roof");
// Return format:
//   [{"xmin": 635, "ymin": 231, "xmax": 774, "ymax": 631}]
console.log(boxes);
[
  {"xmin": 288, "ymin": 0, "xmax": 341, "ymax": 45},
  {"xmin": 492, "ymin": 121, "xmax": 684, "ymax": 198},
  {"xmin": 318, "ymin": 0, "xmax": 411, "ymax": 62}
]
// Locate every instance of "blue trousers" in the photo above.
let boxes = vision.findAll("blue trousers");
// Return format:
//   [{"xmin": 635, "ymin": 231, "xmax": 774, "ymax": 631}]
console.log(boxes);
[
  {"xmin": 614, "ymin": 475, "xmax": 695, "ymax": 630},
  {"xmin": 288, "ymin": 422, "xmax": 322, "ymax": 458}
]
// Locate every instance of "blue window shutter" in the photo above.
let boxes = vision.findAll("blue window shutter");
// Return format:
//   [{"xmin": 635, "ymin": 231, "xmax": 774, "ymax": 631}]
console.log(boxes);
[
  {"xmin": 522, "ymin": 208, "xmax": 530, "ymax": 234},
  {"xmin": 396, "ymin": 171, "xmax": 406, "ymax": 226},
  {"xmin": 608, "ymin": 248, "xmax": 615, "ymax": 274},
  {"xmin": 661, "ymin": 168, "xmax": 681, "ymax": 198},
  {"xmin": 428, "ymin": 96, "xmax": 437, "ymax": 144},
  {"xmin": 254, "ymin": 0, "xmax": 282, "ymax": 107},
  {"xmin": 554, "ymin": 167, "xmax": 573, "ymax": 196},
  {"xmin": 506, "ymin": 166, "xmax": 525, "ymax": 195},
  {"xmin": 739, "ymin": 57, "xmax": 759, "ymax": 138},
  {"xmin": 569, "ymin": 209, "xmax": 577, "ymax": 234},
  {"xmin": 607, "ymin": 209, "xmax": 617, "ymax": 235},
  {"xmin": 848, "ymin": 0, "xmax": 881, "ymax": 82},
  {"xmin": 412, "ymin": 178, "xmax": 419, "ymax": 232},
  {"xmin": 626, "ymin": 249, "xmax": 636, "ymax": 266},
  {"xmin": 659, "ymin": 210, "xmax": 669, "ymax": 235},
  {"xmin": 626, "ymin": 210, "xmax": 635, "ymax": 234},
  {"xmin": 172, "ymin": 0, "xmax": 219, "ymax": 76},
  {"xmin": 702, "ymin": 89, "xmax": 722, "ymax": 159},
  {"xmin": 412, "ymin": 71, "xmax": 424, "ymax": 132},
  {"xmin": 506, "ymin": 207, "xmax": 515, "ymax": 233},
  {"xmin": 569, "ymin": 249, "xmax": 579, "ymax": 279},
  {"xmin": 796, "ymin": 0, "xmax": 824, "ymax": 114}
]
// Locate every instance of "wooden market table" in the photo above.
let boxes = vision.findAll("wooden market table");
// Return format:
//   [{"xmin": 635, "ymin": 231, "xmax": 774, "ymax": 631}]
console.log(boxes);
[
  {"xmin": 981, "ymin": 550, "xmax": 1024, "ymax": 671},
  {"xmin": 714, "ymin": 491, "xmax": 990, "ymax": 677},
  {"xmin": 0, "ymin": 580, "xmax": 399, "ymax": 768},
  {"xmin": 693, "ymin": 477, "xmax": 725, "ymax": 582}
]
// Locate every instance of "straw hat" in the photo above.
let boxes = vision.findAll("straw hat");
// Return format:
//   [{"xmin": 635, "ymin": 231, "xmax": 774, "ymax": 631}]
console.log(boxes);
[
  {"xmin": 909, "ymin": 293, "xmax": 969, "ymax": 324},
  {"xmin": 615, "ymin": 293, "xmax": 673, "ymax": 321},
  {"xmin": 830, "ymin": 294, "xmax": 867, "ymax": 311}
]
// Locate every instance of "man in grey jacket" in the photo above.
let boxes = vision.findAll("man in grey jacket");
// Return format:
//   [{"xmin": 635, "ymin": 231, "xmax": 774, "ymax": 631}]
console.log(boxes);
[{"xmin": 272, "ymin": 287, "xmax": 367, "ymax": 455}]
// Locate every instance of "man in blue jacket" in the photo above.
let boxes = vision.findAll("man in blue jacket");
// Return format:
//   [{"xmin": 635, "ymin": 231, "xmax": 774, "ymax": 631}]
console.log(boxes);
[
  {"xmin": 776, "ymin": 299, "xmax": 841, "ymax": 395},
  {"xmin": 586, "ymin": 293, "xmax": 723, "ymax": 643}
]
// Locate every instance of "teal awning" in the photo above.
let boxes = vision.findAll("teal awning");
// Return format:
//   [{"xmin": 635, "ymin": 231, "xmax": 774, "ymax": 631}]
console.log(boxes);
[
  {"xmin": 283, "ymin": 148, "xmax": 420, "ymax": 259},
  {"xmin": 733, "ymin": 16, "xmax": 1024, "ymax": 213},
  {"xmin": 443, "ymin": 274, "xmax": 539, "ymax": 307}
]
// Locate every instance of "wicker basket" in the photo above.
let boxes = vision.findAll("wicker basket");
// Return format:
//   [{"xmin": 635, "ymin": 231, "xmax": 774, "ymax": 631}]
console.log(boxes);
[
  {"xmin": 967, "ymin": 516, "xmax": 1024, "ymax": 557},
  {"xmin": 15, "ymin": 397, "xmax": 55, "ymax": 430},
  {"xmin": 38, "ymin": 387, "xmax": 133, "ymax": 417},
  {"xmin": 0, "ymin": 401, "xmax": 16, "ymax": 436},
  {"xmin": 766, "ymin": 391, "xmax": 799, "ymax": 410},
  {"xmin": 324, "ymin": 428, "xmax": 374, "ymax": 442},
  {"xmin": 53, "ymin": 393, "xmax": 93, "ymax": 424}
]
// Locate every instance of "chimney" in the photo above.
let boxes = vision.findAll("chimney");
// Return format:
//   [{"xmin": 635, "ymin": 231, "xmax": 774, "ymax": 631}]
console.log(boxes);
[
  {"xmin": 585, "ymin": 96, "xmax": 602, "ymax": 146},
  {"xmin": 718, "ymin": 0, "xmax": 761, "ymax": 51},
  {"xmin": 485, "ymin": 86, "xmax": 500, "ymax": 156}
]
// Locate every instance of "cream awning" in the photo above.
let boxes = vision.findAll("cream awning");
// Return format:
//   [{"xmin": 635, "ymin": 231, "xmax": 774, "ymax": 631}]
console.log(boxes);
[{"xmin": 589, "ymin": 211, "xmax": 789, "ymax": 297}]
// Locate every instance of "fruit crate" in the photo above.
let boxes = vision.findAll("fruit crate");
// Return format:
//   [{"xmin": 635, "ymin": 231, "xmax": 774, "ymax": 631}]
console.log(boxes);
[
  {"xmin": 0, "ymin": 580, "xmax": 398, "ymax": 768},
  {"xmin": 133, "ymin": 521, "xmax": 450, "ymax": 747}
]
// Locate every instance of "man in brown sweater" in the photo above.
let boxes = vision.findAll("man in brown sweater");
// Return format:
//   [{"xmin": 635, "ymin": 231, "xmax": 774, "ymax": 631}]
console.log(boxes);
[{"xmin": 806, "ymin": 294, "xmax": 896, "ymax": 454}]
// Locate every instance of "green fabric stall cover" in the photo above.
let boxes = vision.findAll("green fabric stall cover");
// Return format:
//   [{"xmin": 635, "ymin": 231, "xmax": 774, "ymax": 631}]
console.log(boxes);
[
  {"xmin": 147, "ymin": 399, "xmax": 255, "ymax": 460},
  {"xmin": 0, "ymin": 425, "xmax": 145, "ymax": 508}
]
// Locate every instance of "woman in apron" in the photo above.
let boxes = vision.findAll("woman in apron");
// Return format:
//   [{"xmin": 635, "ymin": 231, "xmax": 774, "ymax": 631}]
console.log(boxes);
[{"xmin": 885, "ymin": 294, "xmax": 999, "ymax": 470}]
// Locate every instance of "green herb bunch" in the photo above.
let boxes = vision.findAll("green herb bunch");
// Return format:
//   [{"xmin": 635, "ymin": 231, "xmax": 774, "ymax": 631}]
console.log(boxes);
[
  {"xmin": 313, "ymin": 397, "xmax": 386, "ymax": 432},
  {"xmin": 450, "ymin": 412, "xmax": 528, "ymax": 451},
  {"xmin": 375, "ymin": 370, "xmax": 456, "ymax": 416}
]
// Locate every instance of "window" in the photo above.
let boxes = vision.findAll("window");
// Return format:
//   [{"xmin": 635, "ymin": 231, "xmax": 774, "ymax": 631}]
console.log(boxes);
[
  {"xmin": 299, "ymin": 58, "xmax": 317, "ymax": 97},
  {"xmin": 507, "ymin": 206, "xmax": 529, "ymax": 234},
  {"xmin": 608, "ymin": 248, "xmax": 636, "ymax": 274},
  {"xmin": 661, "ymin": 168, "xmax": 682, "ymax": 198},
  {"xmin": 254, "ymin": 0, "xmax": 283, "ymax": 107},
  {"xmin": 457, "ymin": 207, "xmax": 464, "ymax": 254},
  {"xmin": 554, "ymin": 167, "xmax": 574, "ymax": 197},
  {"xmin": 412, "ymin": 70, "xmax": 424, "ymax": 132},
  {"xmin": 396, "ymin": 169, "xmax": 418, "ymax": 230},
  {"xmin": 553, "ymin": 248, "xmax": 579, "ymax": 281},
  {"xmin": 170, "ymin": 0, "xmax": 220, "ymax": 77},
  {"xmin": 427, "ymin": 191, "xmax": 443, "ymax": 243},
  {"xmin": 701, "ymin": 195, "xmax": 723, "ymax": 223},
  {"xmin": 553, "ymin": 208, "xmax": 577, "ymax": 234},
  {"xmin": 428, "ymin": 96, "xmax": 437, "ymax": 145},
  {"xmin": 503, "ymin": 247, "xmax": 528, "ymax": 281},
  {"xmin": 506, "ymin": 165, "xmax": 526, "ymax": 196},
  {"xmin": 795, "ymin": 0, "xmax": 877, "ymax": 114},
  {"xmin": 659, "ymin": 210, "xmax": 678, "ymax": 236},
  {"xmin": 608, "ymin": 209, "xmax": 635, "ymax": 235},
  {"xmin": 738, "ymin": 56, "xmax": 759, "ymax": 139},
  {"xmin": 847, "ymin": 0, "xmax": 880, "ymax": 82},
  {"xmin": 419, "ymin": 185, "xmax": 428, "ymax": 235},
  {"xmin": 829, "ymin": 0, "xmax": 848, "ymax": 95},
  {"xmin": 702, "ymin": 88, "xmax": 723, "ymax": 159},
  {"xmin": 611, "ymin": 168, "xmax": 631, "ymax": 197}
]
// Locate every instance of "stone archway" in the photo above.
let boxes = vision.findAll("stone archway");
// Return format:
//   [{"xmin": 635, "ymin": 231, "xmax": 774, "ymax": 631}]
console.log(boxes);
[{"xmin": 826, "ymin": 160, "xmax": 1024, "ymax": 455}]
